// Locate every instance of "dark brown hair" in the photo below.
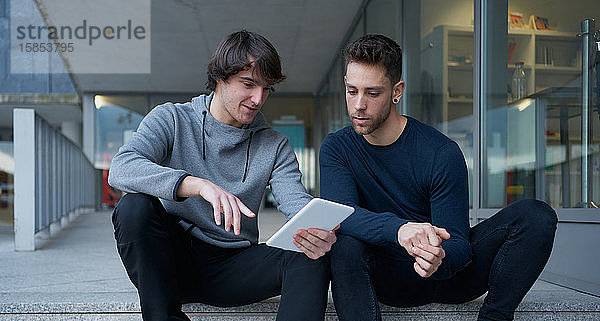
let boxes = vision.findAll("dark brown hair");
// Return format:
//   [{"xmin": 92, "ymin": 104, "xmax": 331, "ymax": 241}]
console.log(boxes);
[
  {"xmin": 343, "ymin": 34, "xmax": 403, "ymax": 85},
  {"xmin": 206, "ymin": 30, "xmax": 285, "ymax": 91}
]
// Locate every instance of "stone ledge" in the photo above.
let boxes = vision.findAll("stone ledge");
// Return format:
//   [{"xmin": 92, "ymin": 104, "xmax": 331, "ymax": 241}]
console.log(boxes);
[
  {"xmin": 0, "ymin": 94, "xmax": 80, "ymax": 106},
  {"xmin": 1, "ymin": 291, "xmax": 599, "ymax": 315}
]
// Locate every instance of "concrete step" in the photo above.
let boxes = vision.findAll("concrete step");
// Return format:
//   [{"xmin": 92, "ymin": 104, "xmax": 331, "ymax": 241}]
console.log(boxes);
[
  {"xmin": 2, "ymin": 212, "xmax": 599, "ymax": 320},
  {"xmin": 1, "ymin": 290, "xmax": 600, "ymax": 321}
]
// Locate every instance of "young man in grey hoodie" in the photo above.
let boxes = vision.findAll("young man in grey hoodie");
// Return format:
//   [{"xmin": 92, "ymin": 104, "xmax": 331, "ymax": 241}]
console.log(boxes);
[{"xmin": 108, "ymin": 30, "xmax": 336, "ymax": 321}]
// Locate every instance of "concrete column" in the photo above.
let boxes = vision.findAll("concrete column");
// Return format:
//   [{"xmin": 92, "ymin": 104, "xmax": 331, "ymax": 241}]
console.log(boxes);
[
  {"xmin": 13, "ymin": 109, "xmax": 36, "ymax": 251},
  {"xmin": 61, "ymin": 121, "xmax": 82, "ymax": 147},
  {"xmin": 82, "ymin": 94, "xmax": 95, "ymax": 165}
]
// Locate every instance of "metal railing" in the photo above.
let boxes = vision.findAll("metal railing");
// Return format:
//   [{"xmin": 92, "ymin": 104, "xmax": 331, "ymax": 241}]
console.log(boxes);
[{"xmin": 14, "ymin": 108, "xmax": 95, "ymax": 251}]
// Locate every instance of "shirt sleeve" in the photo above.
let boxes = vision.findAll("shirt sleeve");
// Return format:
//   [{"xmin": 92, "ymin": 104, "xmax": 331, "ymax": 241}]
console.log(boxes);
[
  {"xmin": 428, "ymin": 141, "xmax": 472, "ymax": 280},
  {"xmin": 319, "ymin": 135, "xmax": 409, "ymax": 247},
  {"xmin": 108, "ymin": 104, "xmax": 190, "ymax": 201},
  {"xmin": 268, "ymin": 137, "xmax": 313, "ymax": 220}
]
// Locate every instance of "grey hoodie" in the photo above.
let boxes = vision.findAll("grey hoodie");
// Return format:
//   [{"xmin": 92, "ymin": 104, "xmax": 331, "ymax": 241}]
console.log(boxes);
[{"xmin": 108, "ymin": 93, "xmax": 312, "ymax": 248}]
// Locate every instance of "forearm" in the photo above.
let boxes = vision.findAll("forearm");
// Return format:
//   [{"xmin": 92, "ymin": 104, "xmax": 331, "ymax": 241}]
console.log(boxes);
[{"xmin": 337, "ymin": 207, "xmax": 409, "ymax": 247}]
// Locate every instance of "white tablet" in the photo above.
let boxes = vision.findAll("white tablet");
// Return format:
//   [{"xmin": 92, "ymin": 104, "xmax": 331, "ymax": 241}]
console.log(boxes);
[{"xmin": 266, "ymin": 198, "xmax": 354, "ymax": 252}]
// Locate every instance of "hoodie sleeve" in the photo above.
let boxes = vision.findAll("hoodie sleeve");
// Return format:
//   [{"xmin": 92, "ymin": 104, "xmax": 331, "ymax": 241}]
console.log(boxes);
[
  {"xmin": 268, "ymin": 137, "xmax": 313, "ymax": 220},
  {"xmin": 108, "ymin": 104, "xmax": 190, "ymax": 201}
]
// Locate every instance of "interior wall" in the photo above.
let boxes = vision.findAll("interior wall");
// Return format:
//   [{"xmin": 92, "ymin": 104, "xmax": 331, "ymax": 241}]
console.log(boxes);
[{"xmin": 261, "ymin": 96, "xmax": 314, "ymax": 129}]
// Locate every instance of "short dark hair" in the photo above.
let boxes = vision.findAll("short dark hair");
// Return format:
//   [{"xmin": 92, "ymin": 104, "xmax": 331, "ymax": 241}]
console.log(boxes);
[
  {"xmin": 343, "ymin": 34, "xmax": 403, "ymax": 85},
  {"xmin": 206, "ymin": 30, "xmax": 285, "ymax": 91}
]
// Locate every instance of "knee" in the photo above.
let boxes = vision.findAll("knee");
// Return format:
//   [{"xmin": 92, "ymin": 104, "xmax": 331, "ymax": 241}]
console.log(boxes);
[
  {"xmin": 112, "ymin": 193, "xmax": 165, "ymax": 240},
  {"xmin": 330, "ymin": 234, "xmax": 370, "ymax": 271},
  {"xmin": 509, "ymin": 199, "xmax": 558, "ymax": 237}
]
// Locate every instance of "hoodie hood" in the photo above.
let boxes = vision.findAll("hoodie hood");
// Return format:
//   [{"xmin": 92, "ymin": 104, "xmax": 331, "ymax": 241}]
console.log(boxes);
[
  {"xmin": 192, "ymin": 93, "xmax": 269, "ymax": 143},
  {"xmin": 192, "ymin": 93, "xmax": 270, "ymax": 182}
]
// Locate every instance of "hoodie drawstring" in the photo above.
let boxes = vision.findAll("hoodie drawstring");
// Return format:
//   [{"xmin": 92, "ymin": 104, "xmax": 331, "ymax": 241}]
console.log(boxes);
[
  {"xmin": 201, "ymin": 111, "xmax": 207, "ymax": 160},
  {"xmin": 242, "ymin": 131, "xmax": 253, "ymax": 182}
]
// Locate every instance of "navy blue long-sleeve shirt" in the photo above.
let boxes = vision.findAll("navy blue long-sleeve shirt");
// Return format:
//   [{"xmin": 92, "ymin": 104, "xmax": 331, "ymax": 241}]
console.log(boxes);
[{"xmin": 319, "ymin": 116, "xmax": 472, "ymax": 280}]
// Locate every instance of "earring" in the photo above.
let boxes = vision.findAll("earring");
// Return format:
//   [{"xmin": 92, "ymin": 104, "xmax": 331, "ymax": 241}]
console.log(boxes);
[{"xmin": 393, "ymin": 98, "xmax": 399, "ymax": 104}]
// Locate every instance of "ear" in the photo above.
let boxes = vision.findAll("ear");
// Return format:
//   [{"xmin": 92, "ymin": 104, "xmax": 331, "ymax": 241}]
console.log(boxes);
[
  {"xmin": 392, "ymin": 80, "xmax": 405, "ymax": 102},
  {"xmin": 344, "ymin": 75, "xmax": 347, "ymax": 84}
]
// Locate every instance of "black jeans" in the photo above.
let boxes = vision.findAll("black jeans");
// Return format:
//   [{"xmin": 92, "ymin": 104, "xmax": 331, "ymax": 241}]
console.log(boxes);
[
  {"xmin": 330, "ymin": 199, "xmax": 558, "ymax": 321},
  {"xmin": 112, "ymin": 193, "xmax": 330, "ymax": 321}
]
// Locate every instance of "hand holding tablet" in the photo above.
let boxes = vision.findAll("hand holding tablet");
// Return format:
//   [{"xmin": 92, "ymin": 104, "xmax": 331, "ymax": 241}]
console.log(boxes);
[{"xmin": 266, "ymin": 198, "xmax": 354, "ymax": 252}]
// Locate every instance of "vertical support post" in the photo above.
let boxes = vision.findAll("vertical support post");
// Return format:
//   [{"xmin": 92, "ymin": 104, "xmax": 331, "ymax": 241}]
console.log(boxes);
[
  {"xmin": 82, "ymin": 94, "xmax": 95, "ymax": 164},
  {"xmin": 472, "ymin": 0, "xmax": 484, "ymax": 223},
  {"xmin": 580, "ymin": 19, "xmax": 594, "ymax": 208},
  {"xmin": 535, "ymin": 98, "xmax": 547, "ymax": 201},
  {"xmin": 14, "ymin": 109, "xmax": 36, "ymax": 251}
]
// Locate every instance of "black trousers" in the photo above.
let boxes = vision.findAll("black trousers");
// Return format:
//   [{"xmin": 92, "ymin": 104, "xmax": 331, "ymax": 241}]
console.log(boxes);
[
  {"xmin": 330, "ymin": 199, "xmax": 558, "ymax": 321},
  {"xmin": 112, "ymin": 193, "xmax": 330, "ymax": 321}
]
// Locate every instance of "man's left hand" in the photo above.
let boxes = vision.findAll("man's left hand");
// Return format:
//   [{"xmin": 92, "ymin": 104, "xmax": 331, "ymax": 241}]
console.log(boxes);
[
  {"xmin": 293, "ymin": 227, "xmax": 338, "ymax": 260},
  {"xmin": 411, "ymin": 243, "xmax": 445, "ymax": 278}
]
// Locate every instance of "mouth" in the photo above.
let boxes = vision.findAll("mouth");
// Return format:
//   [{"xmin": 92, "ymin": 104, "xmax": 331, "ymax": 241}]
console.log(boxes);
[
  {"xmin": 242, "ymin": 104, "xmax": 259, "ymax": 111},
  {"xmin": 352, "ymin": 116, "xmax": 370, "ymax": 124}
]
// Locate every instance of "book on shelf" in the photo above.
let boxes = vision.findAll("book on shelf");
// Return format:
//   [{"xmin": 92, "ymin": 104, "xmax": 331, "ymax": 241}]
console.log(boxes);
[
  {"xmin": 509, "ymin": 12, "xmax": 526, "ymax": 30},
  {"xmin": 529, "ymin": 15, "xmax": 550, "ymax": 30}
]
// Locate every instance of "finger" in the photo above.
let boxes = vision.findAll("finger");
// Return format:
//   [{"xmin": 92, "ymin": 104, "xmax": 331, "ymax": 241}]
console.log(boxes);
[
  {"xmin": 434, "ymin": 226, "xmax": 451, "ymax": 239},
  {"xmin": 415, "ymin": 256, "xmax": 433, "ymax": 272},
  {"xmin": 235, "ymin": 198, "xmax": 255, "ymax": 218},
  {"xmin": 229, "ymin": 197, "xmax": 241, "ymax": 236},
  {"xmin": 305, "ymin": 229, "xmax": 335, "ymax": 252},
  {"xmin": 418, "ymin": 243, "xmax": 444, "ymax": 257},
  {"xmin": 411, "ymin": 245, "xmax": 436, "ymax": 263},
  {"xmin": 414, "ymin": 261, "xmax": 428, "ymax": 277},
  {"xmin": 415, "ymin": 228, "xmax": 431, "ymax": 247},
  {"xmin": 404, "ymin": 239, "xmax": 418, "ymax": 257},
  {"xmin": 425, "ymin": 226, "xmax": 442, "ymax": 247},
  {"xmin": 293, "ymin": 239, "xmax": 318, "ymax": 260},
  {"xmin": 295, "ymin": 230, "xmax": 323, "ymax": 249},
  {"xmin": 307, "ymin": 228, "xmax": 333, "ymax": 240},
  {"xmin": 333, "ymin": 224, "xmax": 341, "ymax": 231},
  {"xmin": 221, "ymin": 196, "xmax": 233, "ymax": 232},
  {"xmin": 212, "ymin": 201, "xmax": 221, "ymax": 226}
]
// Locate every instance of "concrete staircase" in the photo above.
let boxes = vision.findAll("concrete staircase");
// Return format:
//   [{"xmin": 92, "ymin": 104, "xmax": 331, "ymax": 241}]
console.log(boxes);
[
  {"xmin": 2, "ymin": 284, "xmax": 600, "ymax": 320},
  {"xmin": 1, "ymin": 211, "xmax": 599, "ymax": 320}
]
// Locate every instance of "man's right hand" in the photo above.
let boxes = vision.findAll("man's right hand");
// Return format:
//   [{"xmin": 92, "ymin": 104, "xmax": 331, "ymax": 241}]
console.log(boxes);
[
  {"xmin": 177, "ymin": 176, "xmax": 255, "ymax": 235},
  {"xmin": 397, "ymin": 222, "xmax": 450, "ymax": 252},
  {"xmin": 397, "ymin": 222, "xmax": 450, "ymax": 278}
]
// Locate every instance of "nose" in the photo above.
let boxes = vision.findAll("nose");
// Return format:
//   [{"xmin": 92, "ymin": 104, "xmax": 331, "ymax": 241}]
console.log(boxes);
[
  {"xmin": 353, "ymin": 93, "xmax": 367, "ymax": 111},
  {"xmin": 250, "ymin": 87, "xmax": 265, "ymax": 106}
]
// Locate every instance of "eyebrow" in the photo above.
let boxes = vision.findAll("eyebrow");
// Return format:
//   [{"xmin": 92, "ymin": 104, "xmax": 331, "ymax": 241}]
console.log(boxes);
[
  {"xmin": 345, "ymin": 83, "xmax": 386, "ymax": 91},
  {"xmin": 240, "ymin": 76, "xmax": 272, "ymax": 88},
  {"xmin": 239, "ymin": 76, "xmax": 257, "ymax": 84}
]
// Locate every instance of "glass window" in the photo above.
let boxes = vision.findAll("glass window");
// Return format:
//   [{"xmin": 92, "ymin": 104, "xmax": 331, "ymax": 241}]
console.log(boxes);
[
  {"xmin": 482, "ymin": 0, "xmax": 600, "ymax": 208},
  {"xmin": 94, "ymin": 95, "xmax": 145, "ymax": 170},
  {"xmin": 366, "ymin": 0, "xmax": 399, "ymax": 39},
  {"xmin": 404, "ymin": 0, "xmax": 475, "ymax": 207},
  {"xmin": 94, "ymin": 95, "xmax": 145, "ymax": 207}
]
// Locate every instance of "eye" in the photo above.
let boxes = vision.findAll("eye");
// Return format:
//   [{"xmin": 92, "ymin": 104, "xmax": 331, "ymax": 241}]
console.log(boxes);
[
  {"xmin": 368, "ymin": 92, "xmax": 380, "ymax": 97},
  {"xmin": 243, "ymin": 82, "xmax": 254, "ymax": 88},
  {"xmin": 346, "ymin": 89, "xmax": 357, "ymax": 95}
]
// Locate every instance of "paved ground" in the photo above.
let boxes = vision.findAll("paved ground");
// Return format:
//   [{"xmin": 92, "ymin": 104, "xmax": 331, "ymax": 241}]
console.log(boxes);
[
  {"xmin": 1, "ymin": 209, "xmax": 599, "ymax": 319},
  {"xmin": 0, "ymin": 208, "xmax": 286, "ymax": 302}
]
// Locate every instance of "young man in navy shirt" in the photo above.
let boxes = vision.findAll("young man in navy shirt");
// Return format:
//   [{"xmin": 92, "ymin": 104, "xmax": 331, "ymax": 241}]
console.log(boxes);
[{"xmin": 320, "ymin": 34, "xmax": 558, "ymax": 321}]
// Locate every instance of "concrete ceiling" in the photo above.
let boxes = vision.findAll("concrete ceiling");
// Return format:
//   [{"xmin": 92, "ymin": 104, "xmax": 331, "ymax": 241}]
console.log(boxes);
[{"xmin": 66, "ymin": 0, "xmax": 364, "ymax": 95}]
